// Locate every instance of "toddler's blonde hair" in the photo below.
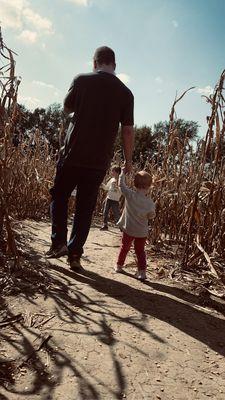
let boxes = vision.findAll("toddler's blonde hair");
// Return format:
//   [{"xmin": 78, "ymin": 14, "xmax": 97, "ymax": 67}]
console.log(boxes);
[{"xmin": 134, "ymin": 170, "xmax": 152, "ymax": 189}]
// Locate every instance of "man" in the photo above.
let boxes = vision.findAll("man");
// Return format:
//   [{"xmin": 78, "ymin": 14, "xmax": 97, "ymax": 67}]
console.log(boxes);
[{"xmin": 46, "ymin": 46, "xmax": 134, "ymax": 271}]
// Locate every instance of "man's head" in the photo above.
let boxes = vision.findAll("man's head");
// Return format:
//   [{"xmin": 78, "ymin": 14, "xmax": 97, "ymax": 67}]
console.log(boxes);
[
  {"xmin": 134, "ymin": 171, "xmax": 152, "ymax": 190},
  {"xmin": 93, "ymin": 46, "xmax": 116, "ymax": 73}
]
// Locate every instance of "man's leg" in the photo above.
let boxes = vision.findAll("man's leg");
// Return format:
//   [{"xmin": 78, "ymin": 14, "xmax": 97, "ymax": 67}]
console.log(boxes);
[
  {"xmin": 68, "ymin": 168, "xmax": 105, "ymax": 260},
  {"xmin": 49, "ymin": 164, "xmax": 77, "ymax": 254}
]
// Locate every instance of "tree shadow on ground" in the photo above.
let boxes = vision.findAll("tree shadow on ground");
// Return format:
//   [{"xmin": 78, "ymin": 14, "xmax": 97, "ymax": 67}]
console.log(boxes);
[
  {"xmin": 1, "ymin": 255, "xmax": 156, "ymax": 400},
  {"xmin": 49, "ymin": 264, "xmax": 225, "ymax": 357},
  {"xmin": 1, "ymin": 238, "xmax": 225, "ymax": 399}
]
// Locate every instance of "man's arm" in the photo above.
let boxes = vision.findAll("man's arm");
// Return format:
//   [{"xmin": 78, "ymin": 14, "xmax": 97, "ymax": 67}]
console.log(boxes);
[
  {"xmin": 63, "ymin": 105, "xmax": 72, "ymax": 115},
  {"xmin": 63, "ymin": 83, "xmax": 75, "ymax": 114},
  {"xmin": 121, "ymin": 125, "xmax": 134, "ymax": 173},
  {"xmin": 63, "ymin": 76, "xmax": 80, "ymax": 115},
  {"xmin": 63, "ymin": 105, "xmax": 73, "ymax": 115}
]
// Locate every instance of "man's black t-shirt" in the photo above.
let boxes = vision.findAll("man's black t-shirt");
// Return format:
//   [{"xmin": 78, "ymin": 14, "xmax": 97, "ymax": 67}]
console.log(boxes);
[{"xmin": 63, "ymin": 71, "xmax": 134, "ymax": 170}]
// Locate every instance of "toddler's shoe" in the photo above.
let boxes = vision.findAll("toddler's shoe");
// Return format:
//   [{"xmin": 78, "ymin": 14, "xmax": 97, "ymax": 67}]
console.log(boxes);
[
  {"xmin": 135, "ymin": 269, "xmax": 147, "ymax": 281},
  {"xmin": 114, "ymin": 264, "xmax": 123, "ymax": 273}
]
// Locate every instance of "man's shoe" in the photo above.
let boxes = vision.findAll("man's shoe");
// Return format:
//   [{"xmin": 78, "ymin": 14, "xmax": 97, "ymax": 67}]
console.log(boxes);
[
  {"xmin": 69, "ymin": 255, "xmax": 84, "ymax": 272},
  {"xmin": 100, "ymin": 225, "xmax": 108, "ymax": 231},
  {"xmin": 45, "ymin": 244, "xmax": 68, "ymax": 259}
]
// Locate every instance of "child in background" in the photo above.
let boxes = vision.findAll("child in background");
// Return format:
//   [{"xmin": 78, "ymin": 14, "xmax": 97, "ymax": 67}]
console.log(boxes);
[
  {"xmin": 100, "ymin": 166, "xmax": 121, "ymax": 230},
  {"xmin": 116, "ymin": 169, "xmax": 155, "ymax": 281}
]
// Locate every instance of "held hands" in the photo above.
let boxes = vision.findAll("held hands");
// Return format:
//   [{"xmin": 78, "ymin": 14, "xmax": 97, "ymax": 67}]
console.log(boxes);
[{"xmin": 123, "ymin": 160, "xmax": 132, "ymax": 174}]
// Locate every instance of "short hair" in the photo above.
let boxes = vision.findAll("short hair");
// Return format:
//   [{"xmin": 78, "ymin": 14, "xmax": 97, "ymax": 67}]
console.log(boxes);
[
  {"xmin": 134, "ymin": 171, "xmax": 152, "ymax": 189},
  {"xmin": 94, "ymin": 46, "xmax": 115, "ymax": 65},
  {"xmin": 111, "ymin": 165, "xmax": 121, "ymax": 174}
]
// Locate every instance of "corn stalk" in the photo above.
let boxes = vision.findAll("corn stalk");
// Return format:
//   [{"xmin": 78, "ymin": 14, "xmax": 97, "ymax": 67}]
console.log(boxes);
[{"xmin": 0, "ymin": 27, "xmax": 20, "ymax": 265}]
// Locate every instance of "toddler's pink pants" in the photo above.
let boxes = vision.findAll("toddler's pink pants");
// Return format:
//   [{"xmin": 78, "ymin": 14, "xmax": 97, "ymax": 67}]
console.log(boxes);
[{"xmin": 117, "ymin": 232, "xmax": 147, "ymax": 270}]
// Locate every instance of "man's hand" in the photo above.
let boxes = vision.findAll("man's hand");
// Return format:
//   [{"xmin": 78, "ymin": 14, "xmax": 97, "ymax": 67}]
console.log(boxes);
[
  {"xmin": 123, "ymin": 160, "xmax": 132, "ymax": 174},
  {"xmin": 121, "ymin": 125, "xmax": 134, "ymax": 173}
]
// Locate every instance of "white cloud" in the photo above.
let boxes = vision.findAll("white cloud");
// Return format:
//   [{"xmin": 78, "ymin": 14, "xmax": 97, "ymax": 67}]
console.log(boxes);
[
  {"xmin": 116, "ymin": 73, "xmax": 130, "ymax": 84},
  {"xmin": 156, "ymin": 88, "xmax": 163, "ymax": 94},
  {"xmin": 32, "ymin": 80, "xmax": 61, "ymax": 97},
  {"xmin": 197, "ymin": 86, "xmax": 213, "ymax": 96},
  {"xmin": 18, "ymin": 95, "xmax": 40, "ymax": 108},
  {"xmin": 0, "ymin": 0, "xmax": 26, "ymax": 29},
  {"xmin": 0, "ymin": 0, "xmax": 53, "ymax": 42},
  {"xmin": 22, "ymin": 7, "xmax": 53, "ymax": 34},
  {"xmin": 32, "ymin": 80, "xmax": 55, "ymax": 89},
  {"xmin": 54, "ymin": 91, "xmax": 61, "ymax": 97},
  {"xmin": 155, "ymin": 76, "xmax": 163, "ymax": 84},
  {"xmin": 65, "ymin": 0, "xmax": 90, "ymax": 6},
  {"xmin": 18, "ymin": 30, "xmax": 38, "ymax": 43},
  {"xmin": 172, "ymin": 20, "xmax": 179, "ymax": 28}
]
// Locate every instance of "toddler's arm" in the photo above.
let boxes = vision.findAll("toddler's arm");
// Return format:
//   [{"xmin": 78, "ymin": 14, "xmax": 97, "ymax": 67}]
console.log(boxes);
[
  {"xmin": 118, "ymin": 170, "xmax": 133, "ymax": 198},
  {"xmin": 101, "ymin": 179, "xmax": 111, "ymax": 191},
  {"xmin": 147, "ymin": 200, "xmax": 156, "ymax": 219},
  {"xmin": 148, "ymin": 210, "xmax": 156, "ymax": 219}
]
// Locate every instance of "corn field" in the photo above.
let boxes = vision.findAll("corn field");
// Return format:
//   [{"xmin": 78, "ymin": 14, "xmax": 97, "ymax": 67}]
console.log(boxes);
[
  {"xmin": 0, "ymin": 29, "xmax": 224, "ymax": 282},
  {"xmin": 0, "ymin": 28, "xmax": 56, "ymax": 265},
  {"xmin": 148, "ymin": 74, "xmax": 225, "ymax": 280}
]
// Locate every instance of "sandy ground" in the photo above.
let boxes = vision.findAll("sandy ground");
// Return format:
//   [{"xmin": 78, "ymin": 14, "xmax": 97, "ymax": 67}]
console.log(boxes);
[{"xmin": 1, "ymin": 220, "xmax": 225, "ymax": 400}]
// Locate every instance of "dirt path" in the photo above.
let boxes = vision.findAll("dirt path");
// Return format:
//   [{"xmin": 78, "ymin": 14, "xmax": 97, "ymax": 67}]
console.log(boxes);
[{"xmin": 1, "ymin": 220, "xmax": 225, "ymax": 400}]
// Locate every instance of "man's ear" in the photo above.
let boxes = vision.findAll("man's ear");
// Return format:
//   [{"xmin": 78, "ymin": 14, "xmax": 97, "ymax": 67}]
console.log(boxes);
[{"xmin": 93, "ymin": 60, "xmax": 97, "ymax": 70}]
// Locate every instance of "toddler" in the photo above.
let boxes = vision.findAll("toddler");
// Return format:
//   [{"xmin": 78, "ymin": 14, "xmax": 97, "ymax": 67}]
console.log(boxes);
[
  {"xmin": 100, "ymin": 166, "xmax": 121, "ymax": 230},
  {"xmin": 116, "ymin": 169, "xmax": 155, "ymax": 281}
]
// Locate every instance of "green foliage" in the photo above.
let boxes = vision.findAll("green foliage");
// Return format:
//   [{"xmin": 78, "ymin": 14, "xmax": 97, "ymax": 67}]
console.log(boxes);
[
  {"xmin": 153, "ymin": 119, "xmax": 199, "ymax": 143},
  {"xmin": 16, "ymin": 103, "xmax": 64, "ymax": 152},
  {"xmin": 16, "ymin": 103, "xmax": 199, "ymax": 163},
  {"xmin": 115, "ymin": 119, "xmax": 199, "ymax": 164}
]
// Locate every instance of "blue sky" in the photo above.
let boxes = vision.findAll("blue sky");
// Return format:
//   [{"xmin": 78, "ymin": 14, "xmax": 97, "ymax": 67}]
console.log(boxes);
[{"xmin": 1, "ymin": 0, "xmax": 225, "ymax": 135}]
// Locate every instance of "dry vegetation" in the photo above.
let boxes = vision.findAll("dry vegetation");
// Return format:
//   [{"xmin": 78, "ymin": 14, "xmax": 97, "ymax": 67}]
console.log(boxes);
[
  {"xmin": 148, "ymin": 75, "xmax": 225, "ymax": 283},
  {"xmin": 0, "ymin": 28, "xmax": 225, "ymax": 290}
]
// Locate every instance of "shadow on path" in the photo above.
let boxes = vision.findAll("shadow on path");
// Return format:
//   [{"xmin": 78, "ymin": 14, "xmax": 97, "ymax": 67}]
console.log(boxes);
[
  {"xmin": 49, "ymin": 263, "xmax": 225, "ymax": 358},
  {"xmin": 1, "ymin": 242, "xmax": 225, "ymax": 399}
]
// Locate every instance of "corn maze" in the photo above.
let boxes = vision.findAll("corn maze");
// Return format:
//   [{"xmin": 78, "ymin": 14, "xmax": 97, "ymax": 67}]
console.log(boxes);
[{"xmin": 0, "ymin": 28, "xmax": 224, "ymax": 287}]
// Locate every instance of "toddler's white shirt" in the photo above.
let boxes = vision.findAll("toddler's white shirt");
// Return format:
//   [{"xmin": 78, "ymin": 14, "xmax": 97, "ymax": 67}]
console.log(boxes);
[{"xmin": 102, "ymin": 178, "xmax": 121, "ymax": 202}]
